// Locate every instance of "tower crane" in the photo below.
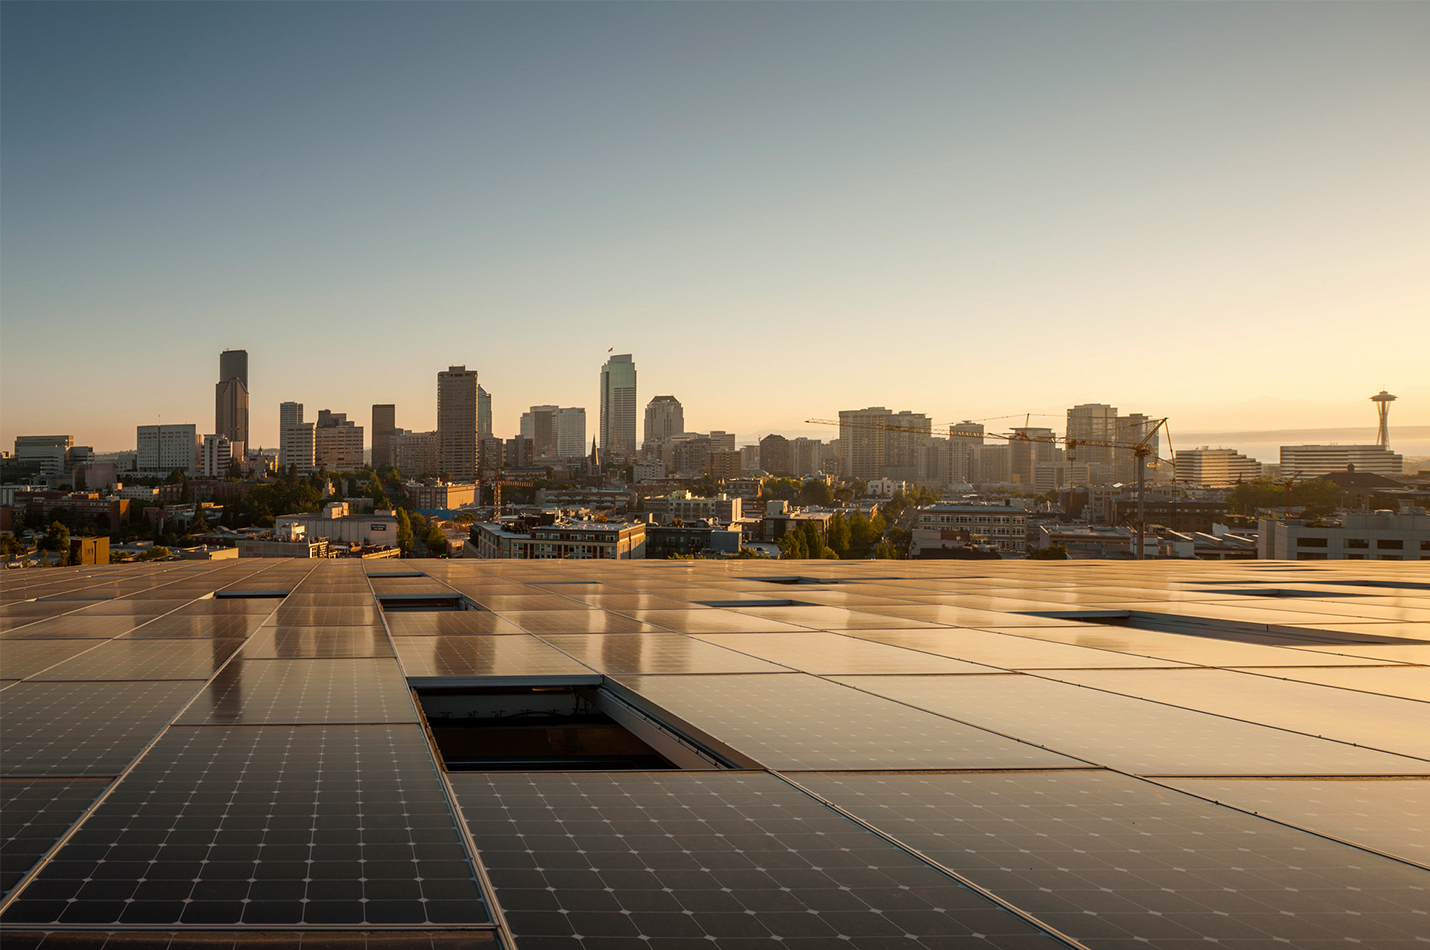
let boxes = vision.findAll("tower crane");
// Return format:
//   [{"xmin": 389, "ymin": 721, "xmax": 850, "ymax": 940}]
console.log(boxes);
[{"xmin": 805, "ymin": 416, "xmax": 1171, "ymax": 560}]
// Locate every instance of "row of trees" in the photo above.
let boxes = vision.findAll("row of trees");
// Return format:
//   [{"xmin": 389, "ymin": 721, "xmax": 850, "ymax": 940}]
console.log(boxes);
[{"xmin": 1227, "ymin": 478, "xmax": 1340, "ymax": 520}]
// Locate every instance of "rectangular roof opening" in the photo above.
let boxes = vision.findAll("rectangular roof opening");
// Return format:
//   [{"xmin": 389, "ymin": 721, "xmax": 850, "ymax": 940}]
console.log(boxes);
[{"xmin": 413, "ymin": 683, "xmax": 733, "ymax": 771}]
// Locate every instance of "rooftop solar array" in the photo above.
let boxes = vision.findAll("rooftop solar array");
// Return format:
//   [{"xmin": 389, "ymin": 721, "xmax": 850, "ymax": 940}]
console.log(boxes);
[{"xmin": 2, "ymin": 557, "xmax": 1428, "ymax": 949}]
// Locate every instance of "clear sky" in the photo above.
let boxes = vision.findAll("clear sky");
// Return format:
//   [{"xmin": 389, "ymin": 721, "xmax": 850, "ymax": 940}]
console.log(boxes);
[{"xmin": 3, "ymin": 2, "xmax": 1427, "ymax": 454}]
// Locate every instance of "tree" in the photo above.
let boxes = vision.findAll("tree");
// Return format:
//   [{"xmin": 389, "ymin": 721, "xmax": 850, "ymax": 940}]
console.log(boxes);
[
  {"xmin": 799, "ymin": 480, "xmax": 835, "ymax": 508},
  {"xmin": 1228, "ymin": 477, "xmax": 1341, "ymax": 518},
  {"xmin": 42, "ymin": 521, "xmax": 71, "ymax": 566},
  {"xmin": 872, "ymin": 540, "xmax": 899, "ymax": 559},
  {"xmin": 731, "ymin": 547, "xmax": 771, "ymax": 559},
  {"xmin": 1, "ymin": 535, "xmax": 27, "ymax": 561},
  {"xmin": 1029, "ymin": 543, "xmax": 1069, "ymax": 560},
  {"xmin": 777, "ymin": 530, "xmax": 808, "ymax": 560},
  {"xmin": 825, "ymin": 512, "xmax": 851, "ymax": 559},
  {"xmin": 395, "ymin": 509, "xmax": 414, "ymax": 556},
  {"xmin": 138, "ymin": 546, "xmax": 171, "ymax": 561}
]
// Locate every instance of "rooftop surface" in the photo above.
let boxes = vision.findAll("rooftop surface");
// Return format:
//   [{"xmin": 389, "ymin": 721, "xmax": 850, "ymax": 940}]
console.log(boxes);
[{"xmin": 1, "ymin": 558, "xmax": 1427, "ymax": 949}]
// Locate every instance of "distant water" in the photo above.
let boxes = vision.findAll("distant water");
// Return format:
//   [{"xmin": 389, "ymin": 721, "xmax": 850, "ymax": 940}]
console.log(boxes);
[{"xmin": 1173, "ymin": 426, "xmax": 1430, "ymax": 466}]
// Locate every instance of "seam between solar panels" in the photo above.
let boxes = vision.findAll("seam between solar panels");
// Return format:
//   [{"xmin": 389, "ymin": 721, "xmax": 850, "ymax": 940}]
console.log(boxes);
[{"xmin": 770, "ymin": 770, "xmax": 1093, "ymax": 950}]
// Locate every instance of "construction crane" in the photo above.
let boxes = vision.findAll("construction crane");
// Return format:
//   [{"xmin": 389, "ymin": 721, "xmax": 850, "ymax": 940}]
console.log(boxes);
[{"xmin": 806, "ymin": 416, "xmax": 1171, "ymax": 560}]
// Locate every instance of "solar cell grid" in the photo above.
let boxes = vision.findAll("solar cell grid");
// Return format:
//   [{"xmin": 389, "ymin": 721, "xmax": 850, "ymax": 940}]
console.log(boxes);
[
  {"xmin": 1038, "ymin": 668, "xmax": 1430, "ymax": 760},
  {"xmin": 1, "ymin": 778, "xmax": 109, "ymax": 898},
  {"xmin": 394, "ymin": 635, "xmax": 594, "ymax": 679},
  {"xmin": 694, "ymin": 632, "xmax": 1001, "ymax": 675},
  {"xmin": 29, "ymin": 639, "xmax": 244, "ymax": 682},
  {"xmin": 449, "ymin": 771, "xmax": 1063, "ymax": 949},
  {"xmin": 797, "ymin": 770, "xmax": 1430, "ymax": 948},
  {"xmin": 1, "ymin": 681, "xmax": 202, "ymax": 777},
  {"xmin": 382, "ymin": 611, "xmax": 526, "ymax": 637},
  {"xmin": 272, "ymin": 605, "xmax": 381, "ymax": 627},
  {"xmin": 539, "ymin": 633, "xmax": 791, "ymax": 675},
  {"xmin": 0, "ymin": 616, "xmax": 149, "ymax": 640},
  {"xmin": 0, "ymin": 640, "xmax": 108, "ymax": 680},
  {"xmin": 612, "ymin": 674, "xmax": 1080, "ymax": 771},
  {"xmin": 0, "ymin": 725, "xmax": 490, "ymax": 928},
  {"xmin": 611, "ymin": 609, "xmax": 813, "ymax": 635},
  {"xmin": 176, "ymin": 658, "xmax": 417, "ymax": 725},
  {"xmin": 240, "ymin": 626, "xmax": 394, "ymax": 659},
  {"xmin": 118, "ymin": 614, "xmax": 267, "ymax": 640},
  {"xmin": 1163, "ymin": 777, "xmax": 1430, "ymax": 866},
  {"xmin": 844, "ymin": 629, "xmax": 1194, "ymax": 670},
  {"xmin": 493, "ymin": 610, "xmax": 665, "ymax": 636}
]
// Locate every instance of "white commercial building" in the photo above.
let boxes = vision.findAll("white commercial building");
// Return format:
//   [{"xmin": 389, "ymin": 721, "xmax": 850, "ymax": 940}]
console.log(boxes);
[
  {"xmin": 1280, "ymin": 445, "xmax": 1403, "ymax": 478},
  {"xmin": 201, "ymin": 434, "xmax": 233, "ymax": 478},
  {"xmin": 1259, "ymin": 508, "xmax": 1429, "ymax": 560},
  {"xmin": 137, "ymin": 424, "xmax": 199, "ymax": 476},
  {"xmin": 1175, "ymin": 447, "xmax": 1265, "ymax": 487},
  {"xmin": 280, "ymin": 422, "xmax": 316, "ymax": 475},
  {"xmin": 275, "ymin": 502, "xmax": 400, "ymax": 548}
]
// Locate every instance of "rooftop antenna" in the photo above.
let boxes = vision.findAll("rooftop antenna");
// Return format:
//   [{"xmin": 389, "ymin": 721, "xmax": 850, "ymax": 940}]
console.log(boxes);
[{"xmin": 1371, "ymin": 391, "xmax": 1396, "ymax": 448}]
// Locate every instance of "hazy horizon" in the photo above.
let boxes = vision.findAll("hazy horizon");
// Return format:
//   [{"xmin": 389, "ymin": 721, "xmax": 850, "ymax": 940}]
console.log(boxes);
[{"xmin": 3, "ymin": 3, "xmax": 1427, "ymax": 452}]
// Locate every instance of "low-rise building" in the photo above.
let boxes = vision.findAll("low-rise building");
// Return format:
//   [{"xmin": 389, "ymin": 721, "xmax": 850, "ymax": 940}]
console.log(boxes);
[
  {"xmin": 914, "ymin": 503, "xmax": 1028, "ymax": 554},
  {"xmin": 644, "ymin": 491, "xmax": 742, "ymax": 525},
  {"xmin": 275, "ymin": 502, "xmax": 400, "ymax": 548},
  {"xmin": 468, "ymin": 519, "xmax": 647, "ymax": 559},
  {"xmin": 1258, "ymin": 508, "xmax": 1430, "ymax": 560},
  {"xmin": 405, "ymin": 480, "xmax": 478, "ymax": 511}
]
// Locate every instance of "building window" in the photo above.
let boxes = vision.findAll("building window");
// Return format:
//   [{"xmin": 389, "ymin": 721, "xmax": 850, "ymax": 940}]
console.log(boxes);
[
  {"xmin": 1377, "ymin": 539, "xmax": 1404, "ymax": 550},
  {"xmin": 1296, "ymin": 552, "xmax": 1328, "ymax": 560},
  {"xmin": 1379, "ymin": 554, "xmax": 1402, "ymax": 561},
  {"xmin": 1295, "ymin": 537, "xmax": 1327, "ymax": 547},
  {"xmin": 1345, "ymin": 538, "xmax": 1369, "ymax": 549}
]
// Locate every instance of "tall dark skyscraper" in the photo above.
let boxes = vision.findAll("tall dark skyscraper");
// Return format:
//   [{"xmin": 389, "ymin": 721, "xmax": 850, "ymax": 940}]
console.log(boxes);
[
  {"xmin": 215, "ymin": 348, "xmax": 249, "ymax": 451},
  {"xmin": 372, "ymin": 404, "xmax": 397, "ymax": 469}
]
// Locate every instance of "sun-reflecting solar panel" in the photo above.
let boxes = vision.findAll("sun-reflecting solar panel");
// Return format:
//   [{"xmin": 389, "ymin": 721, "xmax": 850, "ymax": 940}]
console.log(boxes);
[
  {"xmin": 832, "ymin": 674, "xmax": 1430, "ymax": 776},
  {"xmin": 1, "ymin": 681, "xmax": 202, "ymax": 777},
  {"xmin": 0, "ymin": 640, "xmax": 108, "ymax": 680},
  {"xmin": 795, "ymin": 770, "xmax": 1430, "ymax": 948},
  {"xmin": 176, "ymin": 659, "xmax": 417, "ymax": 725},
  {"xmin": 240, "ymin": 626, "xmax": 394, "ymax": 659},
  {"xmin": 394, "ymin": 636, "xmax": 593, "ymax": 679},
  {"xmin": 383, "ymin": 611, "xmax": 526, "ymax": 637},
  {"xmin": 613, "ymin": 674, "xmax": 1080, "ymax": 770},
  {"xmin": 0, "ymin": 726, "xmax": 490, "ymax": 928},
  {"xmin": 449, "ymin": 771, "xmax": 1064, "ymax": 949},
  {"xmin": 1, "ymin": 778, "xmax": 109, "ymax": 897},
  {"xmin": 1163, "ymin": 777, "xmax": 1430, "ymax": 866},
  {"xmin": 540, "ymin": 632, "xmax": 791, "ymax": 675},
  {"xmin": 28, "ymin": 639, "xmax": 245, "ymax": 682}
]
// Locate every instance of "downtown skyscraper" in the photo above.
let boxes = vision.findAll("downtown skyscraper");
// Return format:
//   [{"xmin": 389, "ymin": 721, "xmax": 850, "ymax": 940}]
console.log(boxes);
[
  {"xmin": 599, "ymin": 353, "xmax": 637, "ymax": 459},
  {"xmin": 437, "ymin": 365, "xmax": 479, "ymax": 478},
  {"xmin": 215, "ymin": 349, "xmax": 249, "ymax": 454}
]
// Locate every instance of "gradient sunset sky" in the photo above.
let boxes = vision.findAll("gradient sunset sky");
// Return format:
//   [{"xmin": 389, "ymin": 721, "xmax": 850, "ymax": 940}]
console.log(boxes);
[{"xmin": 3, "ymin": 2, "xmax": 1427, "ymax": 453}]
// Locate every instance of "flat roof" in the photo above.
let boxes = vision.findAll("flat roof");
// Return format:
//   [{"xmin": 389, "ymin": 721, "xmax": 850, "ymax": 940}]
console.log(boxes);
[{"xmin": 2, "ymin": 558, "xmax": 1428, "ymax": 948}]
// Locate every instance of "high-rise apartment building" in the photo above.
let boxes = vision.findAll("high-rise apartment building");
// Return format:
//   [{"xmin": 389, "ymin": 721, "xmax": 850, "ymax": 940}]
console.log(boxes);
[
  {"xmin": 137, "ymin": 424, "xmax": 199, "ymax": 476},
  {"xmin": 390, "ymin": 430, "xmax": 439, "ymax": 477},
  {"xmin": 1114, "ymin": 413, "xmax": 1159, "ymax": 485},
  {"xmin": 839, "ymin": 407, "xmax": 892, "ymax": 479},
  {"xmin": 759, "ymin": 434, "xmax": 792, "ymax": 475},
  {"xmin": 600, "ymin": 354, "xmax": 638, "ymax": 458},
  {"xmin": 477, "ymin": 386, "xmax": 493, "ymax": 438},
  {"xmin": 885, "ymin": 411, "xmax": 931, "ymax": 481},
  {"xmin": 1066, "ymin": 404, "xmax": 1117, "ymax": 471},
  {"xmin": 643, "ymin": 395, "xmax": 684, "ymax": 448},
  {"xmin": 201, "ymin": 434, "xmax": 233, "ymax": 478},
  {"xmin": 437, "ymin": 366, "xmax": 479, "ymax": 478},
  {"xmin": 278, "ymin": 403, "xmax": 309, "ymax": 473},
  {"xmin": 948, "ymin": 422, "xmax": 984, "ymax": 485},
  {"xmin": 557, "ymin": 407, "xmax": 587, "ymax": 458},
  {"xmin": 314, "ymin": 410, "xmax": 364, "ymax": 471},
  {"xmin": 215, "ymin": 349, "xmax": 250, "ymax": 456},
  {"xmin": 708, "ymin": 431, "xmax": 736, "ymax": 453},
  {"xmin": 790, "ymin": 438, "xmax": 822, "ymax": 477},
  {"xmin": 1009, "ymin": 427, "xmax": 1057, "ymax": 485},
  {"xmin": 978, "ymin": 443, "xmax": 1011, "ymax": 483},
  {"xmin": 371, "ymin": 404, "xmax": 397, "ymax": 470},
  {"xmin": 520, "ymin": 406, "xmax": 587, "ymax": 459}
]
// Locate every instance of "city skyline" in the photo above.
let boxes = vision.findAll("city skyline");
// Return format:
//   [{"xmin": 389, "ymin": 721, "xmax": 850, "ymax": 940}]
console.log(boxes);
[{"xmin": 3, "ymin": 3, "xmax": 1428, "ymax": 451}]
